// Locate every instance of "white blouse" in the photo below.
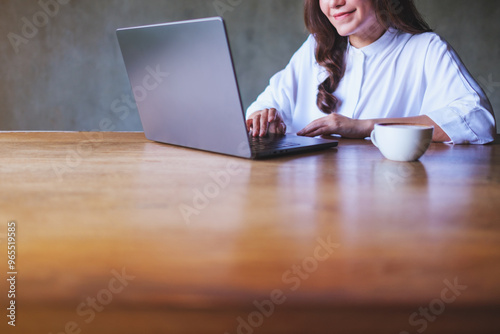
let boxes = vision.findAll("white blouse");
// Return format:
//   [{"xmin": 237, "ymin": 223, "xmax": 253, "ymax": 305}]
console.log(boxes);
[{"xmin": 247, "ymin": 29, "xmax": 496, "ymax": 144}]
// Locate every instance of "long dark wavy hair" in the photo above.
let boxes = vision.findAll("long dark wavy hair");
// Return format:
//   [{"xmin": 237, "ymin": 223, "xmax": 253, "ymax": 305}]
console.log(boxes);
[{"xmin": 304, "ymin": 0, "xmax": 432, "ymax": 114}]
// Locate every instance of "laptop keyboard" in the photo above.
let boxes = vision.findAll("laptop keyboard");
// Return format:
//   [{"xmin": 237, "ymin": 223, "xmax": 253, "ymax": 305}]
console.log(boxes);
[{"xmin": 250, "ymin": 136, "xmax": 301, "ymax": 151}]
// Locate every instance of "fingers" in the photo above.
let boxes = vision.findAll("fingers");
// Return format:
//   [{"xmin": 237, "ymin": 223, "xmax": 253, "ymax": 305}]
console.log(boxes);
[
  {"xmin": 297, "ymin": 121, "xmax": 323, "ymax": 137},
  {"xmin": 246, "ymin": 111, "xmax": 264, "ymax": 137},
  {"xmin": 246, "ymin": 109, "xmax": 267, "ymax": 137},
  {"xmin": 268, "ymin": 119, "xmax": 287, "ymax": 135},
  {"xmin": 298, "ymin": 115, "xmax": 340, "ymax": 137},
  {"xmin": 268, "ymin": 108, "xmax": 277, "ymax": 123},
  {"xmin": 246, "ymin": 118, "xmax": 253, "ymax": 132},
  {"xmin": 250, "ymin": 116, "xmax": 260, "ymax": 137},
  {"xmin": 301, "ymin": 129, "xmax": 324, "ymax": 137},
  {"xmin": 247, "ymin": 109, "xmax": 285, "ymax": 137},
  {"xmin": 259, "ymin": 109, "xmax": 269, "ymax": 137}
]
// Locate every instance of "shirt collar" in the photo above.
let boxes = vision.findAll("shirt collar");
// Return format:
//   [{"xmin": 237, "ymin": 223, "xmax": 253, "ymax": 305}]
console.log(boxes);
[{"xmin": 348, "ymin": 28, "xmax": 399, "ymax": 57}]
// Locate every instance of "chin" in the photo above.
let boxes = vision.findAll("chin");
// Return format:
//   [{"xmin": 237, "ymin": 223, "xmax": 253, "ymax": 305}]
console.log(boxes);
[
  {"xmin": 334, "ymin": 28, "xmax": 353, "ymax": 37},
  {"xmin": 331, "ymin": 23, "xmax": 356, "ymax": 37}
]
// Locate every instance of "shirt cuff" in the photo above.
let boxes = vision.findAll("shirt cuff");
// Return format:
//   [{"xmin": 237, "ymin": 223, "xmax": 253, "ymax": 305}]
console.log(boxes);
[{"xmin": 425, "ymin": 106, "xmax": 496, "ymax": 145}]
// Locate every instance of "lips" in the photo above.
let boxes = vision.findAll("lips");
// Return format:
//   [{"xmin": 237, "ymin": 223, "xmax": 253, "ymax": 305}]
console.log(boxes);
[{"xmin": 333, "ymin": 9, "xmax": 356, "ymax": 20}]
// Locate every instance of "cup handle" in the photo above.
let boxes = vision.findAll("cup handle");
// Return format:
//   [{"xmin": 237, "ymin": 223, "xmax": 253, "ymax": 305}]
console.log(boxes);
[{"xmin": 370, "ymin": 130, "xmax": 378, "ymax": 148}]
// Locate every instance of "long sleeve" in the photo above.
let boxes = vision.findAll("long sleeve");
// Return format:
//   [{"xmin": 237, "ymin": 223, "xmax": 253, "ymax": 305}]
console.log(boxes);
[
  {"xmin": 420, "ymin": 35, "xmax": 496, "ymax": 144},
  {"xmin": 246, "ymin": 35, "xmax": 322, "ymax": 131}
]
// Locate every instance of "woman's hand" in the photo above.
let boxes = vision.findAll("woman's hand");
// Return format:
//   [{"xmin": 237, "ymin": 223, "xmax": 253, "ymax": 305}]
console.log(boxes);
[
  {"xmin": 246, "ymin": 108, "xmax": 287, "ymax": 137},
  {"xmin": 297, "ymin": 113, "xmax": 373, "ymax": 138}
]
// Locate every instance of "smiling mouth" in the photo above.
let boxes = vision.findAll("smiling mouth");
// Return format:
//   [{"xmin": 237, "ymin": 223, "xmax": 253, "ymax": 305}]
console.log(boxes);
[{"xmin": 333, "ymin": 10, "xmax": 356, "ymax": 20}]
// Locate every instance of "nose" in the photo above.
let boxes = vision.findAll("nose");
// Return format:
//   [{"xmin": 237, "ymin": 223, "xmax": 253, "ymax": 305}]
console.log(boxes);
[
  {"xmin": 328, "ymin": 0, "xmax": 346, "ymax": 8},
  {"xmin": 326, "ymin": 0, "xmax": 346, "ymax": 17}
]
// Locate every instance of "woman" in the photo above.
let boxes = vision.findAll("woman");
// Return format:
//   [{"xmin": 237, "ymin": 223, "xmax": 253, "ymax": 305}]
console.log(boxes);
[{"xmin": 246, "ymin": 0, "xmax": 496, "ymax": 144}]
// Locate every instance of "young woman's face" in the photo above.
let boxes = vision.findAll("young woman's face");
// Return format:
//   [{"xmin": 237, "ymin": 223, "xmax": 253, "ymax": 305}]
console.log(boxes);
[{"xmin": 319, "ymin": 0, "xmax": 382, "ymax": 42}]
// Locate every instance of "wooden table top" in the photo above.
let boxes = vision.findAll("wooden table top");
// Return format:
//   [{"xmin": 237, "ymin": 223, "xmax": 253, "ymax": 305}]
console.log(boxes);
[{"xmin": 1, "ymin": 132, "xmax": 499, "ymax": 334}]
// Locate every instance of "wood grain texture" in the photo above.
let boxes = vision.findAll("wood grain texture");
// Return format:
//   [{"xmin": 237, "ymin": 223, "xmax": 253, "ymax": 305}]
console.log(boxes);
[{"xmin": 0, "ymin": 132, "xmax": 499, "ymax": 334}]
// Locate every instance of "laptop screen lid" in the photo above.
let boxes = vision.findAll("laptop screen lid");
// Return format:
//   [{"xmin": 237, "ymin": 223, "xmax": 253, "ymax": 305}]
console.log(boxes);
[{"xmin": 117, "ymin": 17, "xmax": 253, "ymax": 158}]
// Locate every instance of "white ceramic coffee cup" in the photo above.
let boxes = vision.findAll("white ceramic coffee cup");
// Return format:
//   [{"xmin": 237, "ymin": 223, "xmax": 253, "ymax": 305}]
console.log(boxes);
[{"xmin": 370, "ymin": 123, "xmax": 434, "ymax": 162}]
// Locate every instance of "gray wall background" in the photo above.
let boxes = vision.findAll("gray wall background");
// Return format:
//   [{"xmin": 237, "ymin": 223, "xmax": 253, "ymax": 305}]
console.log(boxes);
[{"xmin": 0, "ymin": 0, "xmax": 499, "ymax": 132}]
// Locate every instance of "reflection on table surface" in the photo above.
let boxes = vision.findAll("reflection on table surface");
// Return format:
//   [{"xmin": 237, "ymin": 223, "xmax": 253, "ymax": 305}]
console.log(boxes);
[{"xmin": 0, "ymin": 132, "xmax": 499, "ymax": 334}]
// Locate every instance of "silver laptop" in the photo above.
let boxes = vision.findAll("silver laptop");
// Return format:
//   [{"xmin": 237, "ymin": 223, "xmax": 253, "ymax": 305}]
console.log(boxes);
[{"xmin": 116, "ymin": 17, "xmax": 338, "ymax": 159}]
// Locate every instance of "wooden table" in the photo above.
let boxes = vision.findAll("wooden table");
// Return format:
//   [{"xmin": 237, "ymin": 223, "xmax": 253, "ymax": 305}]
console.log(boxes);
[{"xmin": 1, "ymin": 132, "xmax": 499, "ymax": 334}]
